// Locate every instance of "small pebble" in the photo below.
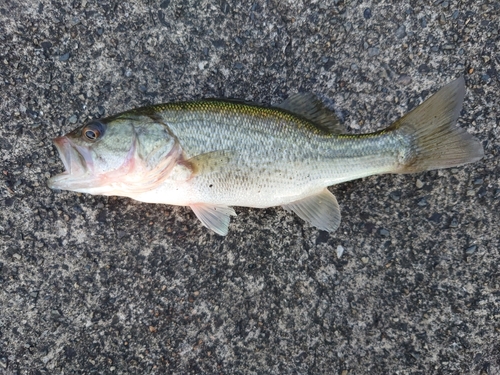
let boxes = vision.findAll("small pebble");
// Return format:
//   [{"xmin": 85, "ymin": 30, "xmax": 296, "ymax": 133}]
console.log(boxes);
[
  {"xmin": 220, "ymin": 0, "xmax": 230, "ymax": 13},
  {"xmin": 428, "ymin": 212, "xmax": 442, "ymax": 223},
  {"xmin": 473, "ymin": 178, "xmax": 483, "ymax": 186},
  {"xmin": 418, "ymin": 64, "xmax": 430, "ymax": 73},
  {"xmin": 465, "ymin": 245, "xmax": 477, "ymax": 255},
  {"xmin": 41, "ymin": 41, "xmax": 52, "ymax": 50},
  {"xmin": 416, "ymin": 179, "xmax": 424, "ymax": 189},
  {"xmin": 368, "ymin": 47, "xmax": 380, "ymax": 56},
  {"xmin": 336, "ymin": 245, "xmax": 344, "ymax": 259},
  {"xmin": 449, "ymin": 218, "xmax": 458, "ymax": 228},
  {"xmin": 466, "ymin": 190, "xmax": 475, "ymax": 196},
  {"xmin": 417, "ymin": 198, "xmax": 427, "ymax": 206},
  {"xmin": 389, "ymin": 191, "xmax": 401, "ymax": 201},
  {"xmin": 361, "ymin": 257, "xmax": 369, "ymax": 264},
  {"xmin": 68, "ymin": 114, "xmax": 78, "ymax": 124},
  {"xmin": 363, "ymin": 8, "xmax": 372, "ymax": 19},
  {"xmin": 395, "ymin": 25, "xmax": 406, "ymax": 39},
  {"xmin": 478, "ymin": 187, "xmax": 487, "ymax": 198},
  {"xmin": 481, "ymin": 74, "xmax": 490, "ymax": 83},
  {"xmin": 59, "ymin": 52, "xmax": 70, "ymax": 61},
  {"xmin": 398, "ymin": 74, "xmax": 412, "ymax": 86},
  {"xmin": 379, "ymin": 228, "xmax": 390, "ymax": 237}
]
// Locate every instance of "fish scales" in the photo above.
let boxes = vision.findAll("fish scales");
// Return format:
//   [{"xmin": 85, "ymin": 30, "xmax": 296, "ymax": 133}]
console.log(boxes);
[{"xmin": 139, "ymin": 101, "xmax": 401, "ymax": 206}]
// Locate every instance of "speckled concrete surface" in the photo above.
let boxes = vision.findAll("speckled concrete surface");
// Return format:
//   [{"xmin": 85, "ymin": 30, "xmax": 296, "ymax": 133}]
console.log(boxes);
[{"xmin": 1, "ymin": 1, "xmax": 499, "ymax": 374}]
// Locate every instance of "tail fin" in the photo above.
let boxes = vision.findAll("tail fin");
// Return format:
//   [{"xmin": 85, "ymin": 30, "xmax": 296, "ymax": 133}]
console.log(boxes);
[{"xmin": 391, "ymin": 77, "xmax": 484, "ymax": 173}]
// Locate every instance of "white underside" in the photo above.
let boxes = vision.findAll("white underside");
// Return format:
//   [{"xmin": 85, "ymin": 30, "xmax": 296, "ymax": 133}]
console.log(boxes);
[{"xmin": 130, "ymin": 161, "xmax": 394, "ymax": 208}]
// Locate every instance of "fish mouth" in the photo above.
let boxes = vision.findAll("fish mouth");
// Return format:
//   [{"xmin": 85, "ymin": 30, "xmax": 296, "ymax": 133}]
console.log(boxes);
[{"xmin": 47, "ymin": 136, "xmax": 95, "ymax": 191}]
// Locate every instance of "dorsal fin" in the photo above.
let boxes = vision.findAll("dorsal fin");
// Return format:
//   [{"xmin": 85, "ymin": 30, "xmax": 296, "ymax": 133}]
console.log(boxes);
[
  {"xmin": 277, "ymin": 93, "xmax": 345, "ymax": 134},
  {"xmin": 203, "ymin": 98, "xmax": 257, "ymax": 106}
]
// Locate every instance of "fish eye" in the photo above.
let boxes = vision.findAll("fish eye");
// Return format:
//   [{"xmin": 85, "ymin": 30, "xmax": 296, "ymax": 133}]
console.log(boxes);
[{"xmin": 82, "ymin": 121, "xmax": 106, "ymax": 142}]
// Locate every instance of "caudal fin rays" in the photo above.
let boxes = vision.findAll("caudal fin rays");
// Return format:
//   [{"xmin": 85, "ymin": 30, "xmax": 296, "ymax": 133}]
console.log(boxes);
[{"xmin": 391, "ymin": 77, "xmax": 484, "ymax": 173}]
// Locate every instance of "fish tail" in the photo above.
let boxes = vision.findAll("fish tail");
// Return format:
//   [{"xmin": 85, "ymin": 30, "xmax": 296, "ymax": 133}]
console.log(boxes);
[{"xmin": 391, "ymin": 77, "xmax": 483, "ymax": 174}]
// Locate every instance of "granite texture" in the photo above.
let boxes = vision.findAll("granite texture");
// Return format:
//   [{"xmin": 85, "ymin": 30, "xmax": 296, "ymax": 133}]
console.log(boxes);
[{"xmin": 1, "ymin": 0, "xmax": 499, "ymax": 374}]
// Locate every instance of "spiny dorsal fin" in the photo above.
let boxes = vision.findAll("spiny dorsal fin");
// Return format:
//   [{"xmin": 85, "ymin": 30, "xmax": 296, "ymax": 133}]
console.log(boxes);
[{"xmin": 277, "ymin": 93, "xmax": 345, "ymax": 134}]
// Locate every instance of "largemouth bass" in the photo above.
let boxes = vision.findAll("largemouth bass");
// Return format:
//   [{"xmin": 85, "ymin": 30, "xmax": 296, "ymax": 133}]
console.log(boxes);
[{"xmin": 48, "ymin": 77, "xmax": 483, "ymax": 235}]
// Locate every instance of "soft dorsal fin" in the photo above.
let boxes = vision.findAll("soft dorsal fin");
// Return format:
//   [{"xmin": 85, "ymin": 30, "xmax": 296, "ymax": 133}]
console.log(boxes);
[{"xmin": 277, "ymin": 93, "xmax": 345, "ymax": 134}]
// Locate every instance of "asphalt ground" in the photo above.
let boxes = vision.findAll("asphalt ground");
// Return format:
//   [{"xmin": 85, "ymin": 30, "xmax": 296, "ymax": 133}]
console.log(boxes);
[{"xmin": 1, "ymin": 1, "xmax": 499, "ymax": 374}]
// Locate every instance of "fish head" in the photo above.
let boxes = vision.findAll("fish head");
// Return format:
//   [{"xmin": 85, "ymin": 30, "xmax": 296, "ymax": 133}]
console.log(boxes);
[{"xmin": 48, "ymin": 115, "xmax": 180, "ymax": 196}]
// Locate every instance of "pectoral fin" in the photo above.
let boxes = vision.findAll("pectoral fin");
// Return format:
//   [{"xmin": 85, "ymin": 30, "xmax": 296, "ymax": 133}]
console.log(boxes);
[
  {"xmin": 282, "ymin": 188, "xmax": 341, "ymax": 232},
  {"xmin": 184, "ymin": 150, "xmax": 237, "ymax": 176},
  {"xmin": 190, "ymin": 203, "xmax": 237, "ymax": 236}
]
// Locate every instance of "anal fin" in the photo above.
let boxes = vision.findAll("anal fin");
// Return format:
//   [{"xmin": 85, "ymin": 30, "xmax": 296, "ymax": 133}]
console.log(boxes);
[
  {"xmin": 190, "ymin": 203, "xmax": 236, "ymax": 236},
  {"xmin": 282, "ymin": 188, "xmax": 341, "ymax": 232}
]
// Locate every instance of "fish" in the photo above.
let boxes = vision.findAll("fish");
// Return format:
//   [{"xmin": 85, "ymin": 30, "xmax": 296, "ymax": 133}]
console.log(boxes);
[{"xmin": 48, "ymin": 77, "xmax": 483, "ymax": 235}]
